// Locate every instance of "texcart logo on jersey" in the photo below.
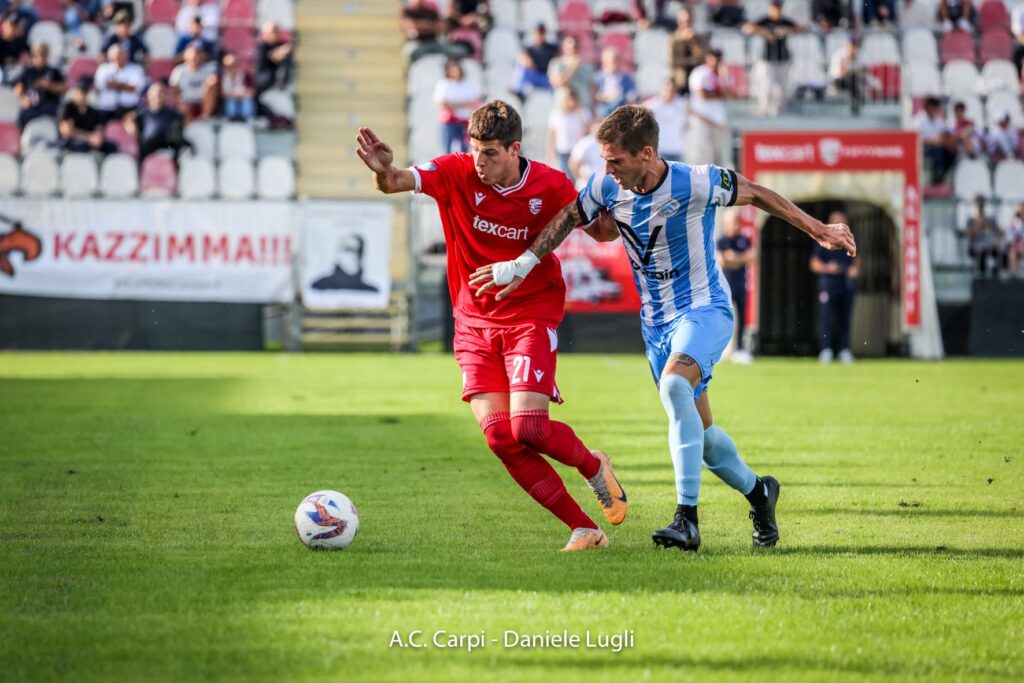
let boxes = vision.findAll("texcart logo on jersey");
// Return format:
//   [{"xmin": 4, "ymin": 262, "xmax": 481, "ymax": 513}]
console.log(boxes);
[{"xmin": 529, "ymin": 198, "xmax": 543, "ymax": 214}]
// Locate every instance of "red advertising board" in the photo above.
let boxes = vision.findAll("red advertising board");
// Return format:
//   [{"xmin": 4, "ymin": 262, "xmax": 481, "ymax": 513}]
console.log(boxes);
[{"xmin": 555, "ymin": 229, "xmax": 641, "ymax": 313}]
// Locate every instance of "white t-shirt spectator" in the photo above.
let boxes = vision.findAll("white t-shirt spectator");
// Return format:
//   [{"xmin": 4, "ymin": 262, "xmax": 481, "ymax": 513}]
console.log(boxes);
[
  {"xmin": 912, "ymin": 110, "xmax": 949, "ymax": 142},
  {"xmin": 93, "ymin": 61, "xmax": 146, "ymax": 111},
  {"xmin": 985, "ymin": 125, "xmax": 1021, "ymax": 158},
  {"xmin": 643, "ymin": 95, "xmax": 687, "ymax": 157},
  {"xmin": 176, "ymin": 2, "xmax": 220, "ymax": 42},
  {"xmin": 828, "ymin": 47, "xmax": 864, "ymax": 81},
  {"xmin": 568, "ymin": 134, "xmax": 603, "ymax": 188},
  {"xmin": 547, "ymin": 108, "xmax": 589, "ymax": 155},
  {"xmin": 432, "ymin": 77, "xmax": 479, "ymax": 123},
  {"xmin": 688, "ymin": 64, "xmax": 728, "ymax": 126},
  {"xmin": 170, "ymin": 61, "xmax": 218, "ymax": 104}
]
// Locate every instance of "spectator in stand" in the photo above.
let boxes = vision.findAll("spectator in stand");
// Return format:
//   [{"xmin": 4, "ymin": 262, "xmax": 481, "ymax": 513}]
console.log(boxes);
[
  {"xmin": 432, "ymin": 57, "xmax": 479, "ymax": 154},
  {"xmin": 633, "ymin": 0, "xmax": 676, "ymax": 31},
  {"xmin": 744, "ymin": 0, "xmax": 803, "ymax": 119},
  {"xmin": 812, "ymin": 0, "xmax": 853, "ymax": 28},
  {"xmin": 965, "ymin": 194, "xmax": 1004, "ymax": 277},
  {"xmin": 829, "ymin": 34, "xmax": 865, "ymax": 115},
  {"xmin": 99, "ymin": 0, "xmax": 135, "ymax": 25},
  {"xmin": 169, "ymin": 43, "xmax": 219, "ymax": 123},
  {"xmin": 914, "ymin": 96, "xmax": 957, "ymax": 185},
  {"xmin": 901, "ymin": 0, "xmax": 935, "ymax": 28},
  {"xmin": 811, "ymin": 210, "xmax": 859, "ymax": 364},
  {"xmin": 1012, "ymin": 2, "xmax": 1024, "ymax": 76},
  {"xmin": 687, "ymin": 48, "xmax": 731, "ymax": 167},
  {"xmin": 568, "ymin": 121, "xmax": 602, "ymax": 189},
  {"xmin": 670, "ymin": 6, "xmax": 707, "ymax": 96},
  {"xmin": 13, "ymin": 43, "xmax": 65, "ymax": 129},
  {"xmin": 643, "ymin": 78, "xmax": 687, "ymax": 162},
  {"xmin": 174, "ymin": 16, "xmax": 216, "ymax": 63},
  {"xmin": 862, "ymin": 0, "xmax": 897, "ymax": 26},
  {"xmin": 63, "ymin": 0, "xmax": 99, "ymax": 39},
  {"xmin": 0, "ymin": 15, "xmax": 28, "ymax": 86},
  {"xmin": 256, "ymin": 21, "xmax": 294, "ymax": 94},
  {"xmin": 445, "ymin": 0, "xmax": 491, "ymax": 34},
  {"xmin": 101, "ymin": 10, "xmax": 148, "ymax": 66},
  {"xmin": 58, "ymin": 80, "xmax": 116, "ymax": 153},
  {"xmin": 1, "ymin": 1, "xmax": 37, "ymax": 29},
  {"xmin": 594, "ymin": 47, "xmax": 637, "ymax": 118},
  {"xmin": 175, "ymin": 0, "xmax": 219, "ymax": 43},
  {"xmin": 513, "ymin": 23, "xmax": 557, "ymax": 99},
  {"xmin": 548, "ymin": 35, "xmax": 594, "ymax": 112},
  {"xmin": 125, "ymin": 81, "xmax": 188, "ymax": 160},
  {"xmin": 950, "ymin": 100, "xmax": 980, "ymax": 158},
  {"xmin": 220, "ymin": 51, "xmax": 255, "ymax": 121},
  {"xmin": 401, "ymin": 0, "xmax": 468, "ymax": 64},
  {"xmin": 938, "ymin": 0, "xmax": 973, "ymax": 32},
  {"xmin": 711, "ymin": 0, "xmax": 746, "ymax": 28},
  {"xmin": 716, "ymin": 209, "xmax": 756, "ymax": 364},
  {"xmin": 1007, "ymin": 202, "xmax": 1024, "ymax": 277},
  {"xmin": 94, "ymin": 44, "xmax": 145, "ymax": 121},
  {"xmin": 546, "ymin": 87, "xmax": 589, "ymax": 174},
  {"xmin": 985, "ymin": 110, "xmax": 1021, "ymax": 162}
]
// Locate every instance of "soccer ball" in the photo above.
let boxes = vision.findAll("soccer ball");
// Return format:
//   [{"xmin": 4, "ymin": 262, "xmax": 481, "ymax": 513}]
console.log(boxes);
[{"xmin": 294, "ymin": 490, "xmax": 359, "ymax": 550}]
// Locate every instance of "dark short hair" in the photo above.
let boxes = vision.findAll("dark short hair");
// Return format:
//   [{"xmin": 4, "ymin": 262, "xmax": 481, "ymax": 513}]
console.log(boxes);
[
  {"xmin": 596, "ymin": 105, "xmax": 659, "ymax": 155},
  {"xmin": 923, "ymin": 96, "xmax": 942, "ymax": 108},
  {"xmin": 468, "ymin": 100, "xmax": 522, "ymax": 148}
]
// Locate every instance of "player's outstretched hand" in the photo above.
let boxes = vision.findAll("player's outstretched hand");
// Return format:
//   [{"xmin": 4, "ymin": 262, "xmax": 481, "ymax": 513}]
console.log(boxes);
[
  {"xmin": 469, "ymin": 263, "xmax": 525, "ymax": 301},
  {"xmin": 355, "ymin": 127, "xmax": 394, "ymax": 175},
  {"xmin": 814, "ymin": 222, "xmax": 857, "ymax": 257}
]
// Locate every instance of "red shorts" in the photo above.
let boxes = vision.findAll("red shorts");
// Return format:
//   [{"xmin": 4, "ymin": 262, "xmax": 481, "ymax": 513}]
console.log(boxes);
[{"xmin": 453, "ymin": 319, "xmax": 563, "ymax": 403}]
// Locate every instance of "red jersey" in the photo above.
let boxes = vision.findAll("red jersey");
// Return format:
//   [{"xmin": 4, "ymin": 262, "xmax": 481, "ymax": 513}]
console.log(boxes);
[{"xmin": 411, "ymin": 153, "xmax": 578, "ymax": 328}]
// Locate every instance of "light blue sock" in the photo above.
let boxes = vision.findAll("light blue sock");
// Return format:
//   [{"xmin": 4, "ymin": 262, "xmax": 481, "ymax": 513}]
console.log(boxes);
[
  {"xmin": 703, "ymin": 424, "xmax": 758, "ymax": 495},
  {"xmin": 659, "ymin": 374, "xmax": 704, "ymax": 506}
]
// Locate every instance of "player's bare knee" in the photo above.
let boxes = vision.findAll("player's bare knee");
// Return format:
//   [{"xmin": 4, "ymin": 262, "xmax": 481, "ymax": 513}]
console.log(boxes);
[{"xmin": 663, "ymin": 353, "xmax": 702, "ymax": 388}]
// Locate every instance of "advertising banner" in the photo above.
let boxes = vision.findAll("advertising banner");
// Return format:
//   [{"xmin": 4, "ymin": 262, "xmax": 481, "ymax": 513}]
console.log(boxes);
[{"xmin": 554, "ymin": 230, "xmax": 641, "ymax": 314}]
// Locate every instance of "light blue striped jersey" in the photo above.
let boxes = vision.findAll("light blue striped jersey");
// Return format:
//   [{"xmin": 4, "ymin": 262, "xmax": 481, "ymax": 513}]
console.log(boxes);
[{"xmin": 577, "ymin": 161, "xmax": 738, "ymax": 325}]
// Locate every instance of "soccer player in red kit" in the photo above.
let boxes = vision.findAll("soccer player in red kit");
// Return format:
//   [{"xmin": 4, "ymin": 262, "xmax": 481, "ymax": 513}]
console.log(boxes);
[{"xmin": 355, "ymin": 100, "xmax": 626, "ymax": 551}]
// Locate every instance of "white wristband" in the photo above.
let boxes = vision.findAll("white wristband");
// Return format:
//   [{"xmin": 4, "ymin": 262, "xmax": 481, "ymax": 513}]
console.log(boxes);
[{"xmin": 492, "ymin": 250, "xmax": 540, "ymax": 285}]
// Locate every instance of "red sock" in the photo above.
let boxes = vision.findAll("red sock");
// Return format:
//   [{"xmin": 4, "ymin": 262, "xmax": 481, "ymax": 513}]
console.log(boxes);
[
  {"xmin": 482, "ymin": 412, "xmax": 597, "ymax": 530},
  {"xmin": 510, "ymin": 410, "xmax": 601, "ymax": 480}
]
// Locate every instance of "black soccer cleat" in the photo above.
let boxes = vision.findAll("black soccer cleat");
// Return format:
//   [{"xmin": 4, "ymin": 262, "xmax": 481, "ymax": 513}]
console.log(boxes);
[
  {"xmin": 749, "ymin": 475, "xmax": 781, "ymax": 548},
  {"xmin": 652, "ymin": 506, "xmax": 701, "ymax": 551}
]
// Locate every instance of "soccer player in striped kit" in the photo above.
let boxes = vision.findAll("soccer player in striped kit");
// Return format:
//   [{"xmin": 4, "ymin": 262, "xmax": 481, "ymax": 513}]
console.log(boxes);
[{"xmin": 472, "ymin": 105, "xmax": 856, "ymax": 550}]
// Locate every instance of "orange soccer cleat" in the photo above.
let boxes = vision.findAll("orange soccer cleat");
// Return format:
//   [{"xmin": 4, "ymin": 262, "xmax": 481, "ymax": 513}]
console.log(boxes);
[
  {"xmin": 561, "ymin": 527, "xmax": 609, "ymax": 552},
  {"xmin": 586, "ymin": 450, "xmax": 628, "ymax": 525}
]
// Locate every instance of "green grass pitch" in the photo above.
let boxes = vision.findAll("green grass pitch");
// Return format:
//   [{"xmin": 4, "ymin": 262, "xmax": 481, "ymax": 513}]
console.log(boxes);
[{"xmin": 1, "ymin": 352, "xmax": 1022, "ymax": 682}]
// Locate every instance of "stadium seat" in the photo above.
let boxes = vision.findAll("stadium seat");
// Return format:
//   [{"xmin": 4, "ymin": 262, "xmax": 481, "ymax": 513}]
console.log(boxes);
[
  {"xmin": 66, "ymin": 57, "xmax": 98, "ymax": 85},
  {"xmin": 954, "ymin": 93, "xmax": 985, "ymax": 124},
  {"xmin": 788, "ymin": 33, "xmax": 824, "ymax": 65},
  {"xmin": 997, "ymin": 201, "xmax": 1019, "ymax": 234},
  {"xmin": 178, "ymin": 155, "xmax": 217, "ymax": 199},
  {"xmin": 483, "ymin": 63, "xmax": 516, "ymax": 100},
  {"xmin": 978, "ymin": 0, "xmax": 1011, "ymax": 31},
  {"xmin": 979, "ymin": 28, "xmax": 1014, "ymax": 63},
  {"xmin": 861, "ymin": 32, "xmax": 901, "ymax": 65},
  {"xmin": 140, "ymin": 153, "xmax": 177, "ymax": 197},
  {"xmin": 980, "ymin": 59, "xmax": 1021, "ymax": 94},
  {"xmin": 482, "ymin": 27, "xmax": 519, "ymax": 66},
  {"xmin": 218, "ymin": 122, "xmax": 256, "ymax": 161},
  {"xmin": 824, "ymin": 30, "xmax": 851, "ymax": 63},
  {"xmin": 0, "ymin": 153, "xmax": 18, "ymax": 194},
  {"xmin": 993, "ymin": 160, "xmax": 1024, "ymax": 201},
  {"xmin": 103, "ymin": 120, "xmax": 138, "ymax": 158},
  {"xmin": 59, "ymin": 153, "xmax": 99, "ymax": 198},
  {"xmin": 518, "ymin": 0, "xmax": 558, "ymax": 33},
  {"xmin": 27, "ymin": 21, "xmax": 64, "ymax": 66},
  {"xmin": 489, "ymin": 0, "xmax": 517, "ymax": 29},
  {"xmin": 148, "ymin": 59, "xmax": 176, "ymax": 81},
  {"xmin": 867, "ymin": 63, "xmax": 901, "ymax": 100},
  {"xmin": 218, "ymin": 158, "xmax": 254, "ymax": 199},
  {"xmin": 99, "ymin": 154, "xmax": 139, "ymax": 197},
  {"xmin": 31, "ymin": 0, "xmax": 64, "ymax": 23},
  {"xmin": 222, "ymin": 26, "xmax": 257, "ymax": 61},
  {"xmin": 448, "ymin": 27, "xmax": 483, "ymax": 62},
  {"xmin": 635, "ymin": 29, "xmax": 670, "ymax": 70},
  {"xmin": 407, "ymin": 54, "xmax": 445, "ymax": 97},
  {"xmin": 145, "ymin": 0, "xmax": 178, "ymax": 26},
  {"xmin": 256, "ymin": 156, "xmax": 294, "ymax": 199},
  {"xmin": 20, "ymin": 117, "xmax": 57, "ymax": 153},
  {"xmin": 0, "ymin": 88, "xmax": 17, "ymax": 124},
  {"xmin": 725, "ymin": 63, "xmax": 749, "ymax": 99},
  {"xmin": 786, "ymin": 0, "xmax": 812, "ymax": 25},
  {"xmin": 930, "ymin": 220, "xmax": 966, "ymax": 266},
  {"xmin": 940, "ymin": 30, "xmax": 976, "ymax": 63},
  {"xmin": 78, "ymin": 23, "xmax": 104, "ymax": 57},
  {"xmin": 985, "ymin": 90, "xmax": 1024, "ymax": 126},
  {"xmin": 523, "ymin": 89, "xmax": 554, "ymax": 130},
  {"xmin": 953, "ymin": 158, "xmax": 993, "ymax": 198},
  {"xmin": 19, "ymin": 150, "xmax": 59, "ymax": 197},
  {"xmin": 903, "ymin": 27, "xmax": 939, "ymax": 64},
  {"xmin": 184, "ymin": 120, "xmax": 217, "ymax": 159},
  {"xmin": 257, "ymin": 0, "xmax": 295, "ymax": 30},
  {"xmin": 636, "ymin": 62, "xmax": 670, "ymax": 97},
  {"xmin": 409, "ymin": 124, "xmax": 442, "ymax": 164},
  {"xmin": 789, "ymin": 60, "xmax": 828, "ymax": 95},
  {"xmin": 258, "ymin": 88, "xmax": 295, "ymax": 119},
  {"xmin": 143, "ymin": 24, "xmax": 178, "ymax": 60},
  {"xmin": 906, "ymin": 61, "xmax": 943, "ymax": 97},
  {"xmin": 710, "ymin": 30, "xmax": 746, "ymax": 65},
  {"xmin": 558, "ymin": 0, "xmax": 592, "ymax": 34},
  {"xmin": 943, "ymin": 60, "xmax": 981, "ymax": 97},
  {"xmin": 0, "ymin": 122, "xmax": 19, "ymax": 156},
  {"xmin": 460, "ymin": 58, "xmax": 483, "ymax": 92},
  {"xmin": 598, "ymin": 31, "xmax": 634, "ymax": 71},
  {"xmin": 222, "ymin": 0, "xmax": 257, "ymax": 28},
  {"xmin": 565, "ymin": 29, "xmax": 597, "ymax": 63}
]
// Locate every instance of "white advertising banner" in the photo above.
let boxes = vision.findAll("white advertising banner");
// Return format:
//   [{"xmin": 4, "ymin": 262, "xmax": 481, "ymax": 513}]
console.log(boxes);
[
  {"xmin": 300, "ymin": 201, "xmax": 393, "ymax": 310},
  {"xmin": 0, "ymin": 200, "xmax": 295, "ymax": 303}
]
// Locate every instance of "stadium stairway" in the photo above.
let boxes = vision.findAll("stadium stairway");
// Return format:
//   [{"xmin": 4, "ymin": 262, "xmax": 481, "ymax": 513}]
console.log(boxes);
[{"xmin": 292, "ymin": 0, "xmax": 411, "ymax": 350}]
